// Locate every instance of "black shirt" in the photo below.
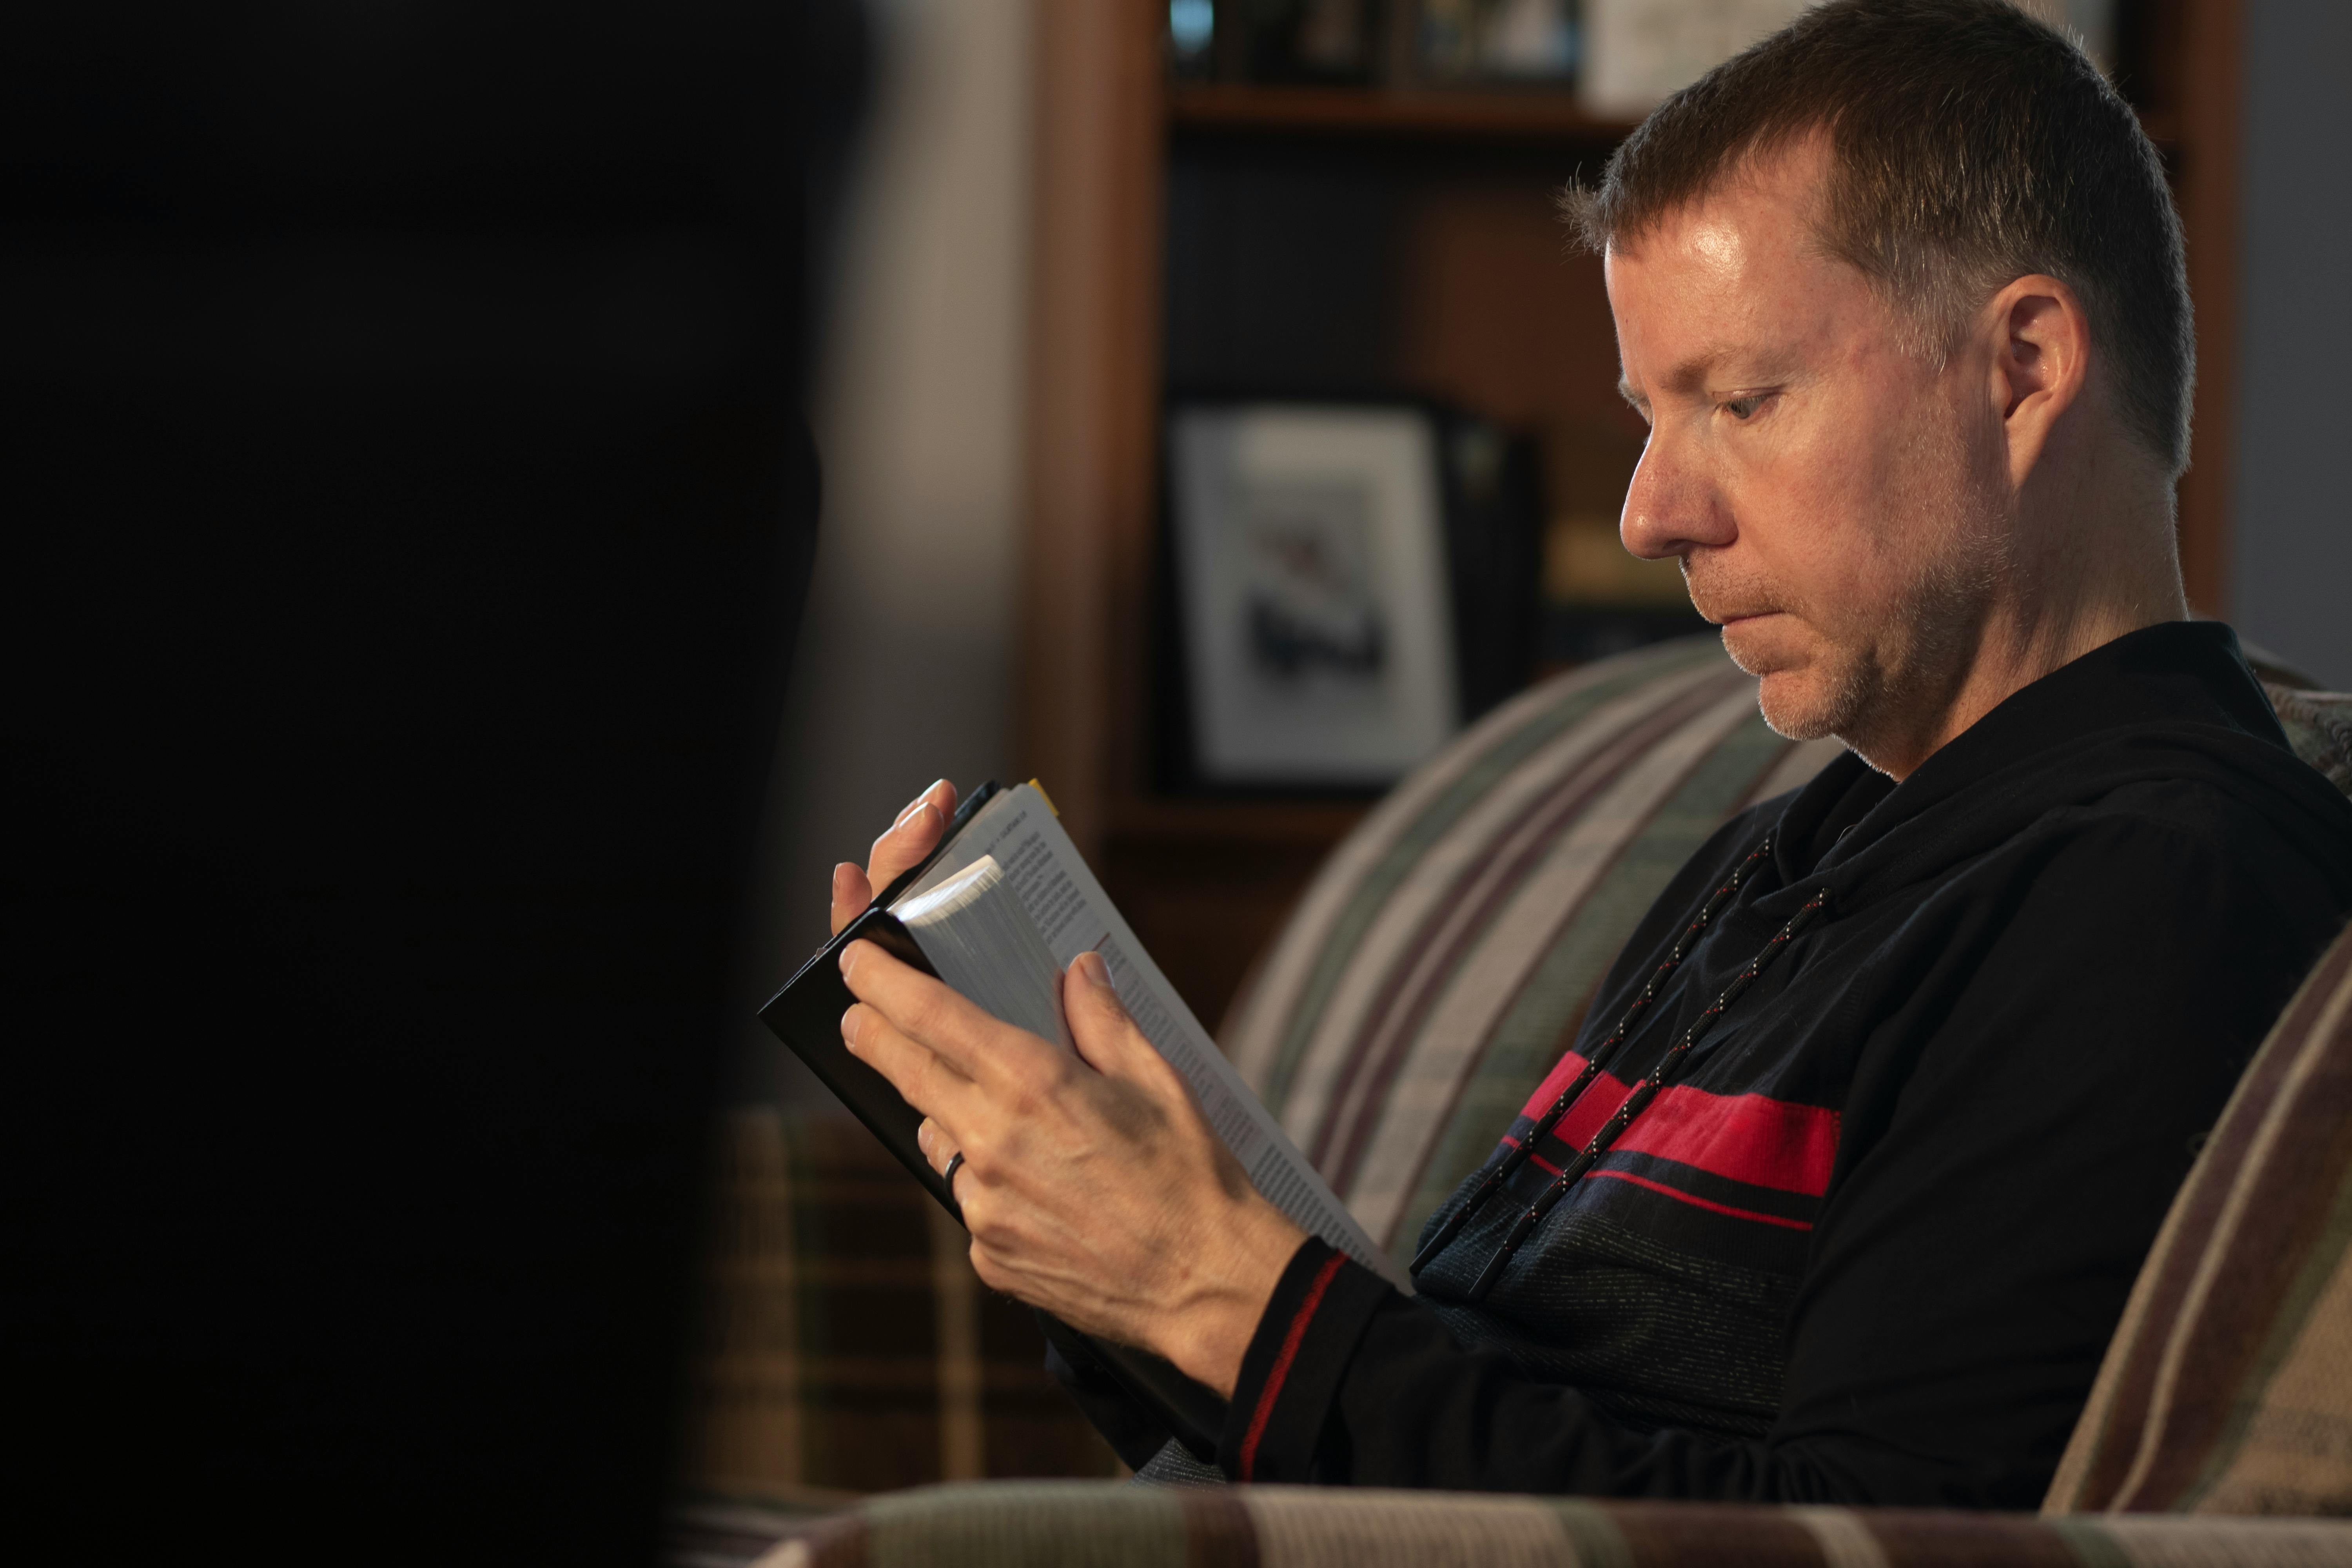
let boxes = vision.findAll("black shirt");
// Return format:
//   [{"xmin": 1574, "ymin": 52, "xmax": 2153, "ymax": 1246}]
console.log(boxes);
[{"xmin": 1064, "ymin": 622, "xmax": 2352, "ymax": 1506}]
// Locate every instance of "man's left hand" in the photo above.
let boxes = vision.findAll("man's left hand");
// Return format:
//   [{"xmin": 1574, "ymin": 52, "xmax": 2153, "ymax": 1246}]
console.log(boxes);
[{"xmin": 838, "ymin": 939, "xmax": 1304, "ymax": 1400}]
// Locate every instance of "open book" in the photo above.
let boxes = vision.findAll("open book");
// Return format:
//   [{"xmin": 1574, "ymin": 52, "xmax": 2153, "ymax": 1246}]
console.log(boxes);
[{"xmin": 758, "ymin": 779, "xmax": 1405, "ymax": 1457}]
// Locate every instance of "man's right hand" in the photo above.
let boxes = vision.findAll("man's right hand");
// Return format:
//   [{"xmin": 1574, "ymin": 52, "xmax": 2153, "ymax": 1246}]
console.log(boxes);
[{"xmin": 829, "ymin": 778, "xmax": 959, "ymax": 936}]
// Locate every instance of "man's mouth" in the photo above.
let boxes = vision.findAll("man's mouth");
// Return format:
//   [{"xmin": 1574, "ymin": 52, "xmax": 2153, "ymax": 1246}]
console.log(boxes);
[{"xmin": 1682, "ymin": 565, "xmax": 1779, "ymax": 630}]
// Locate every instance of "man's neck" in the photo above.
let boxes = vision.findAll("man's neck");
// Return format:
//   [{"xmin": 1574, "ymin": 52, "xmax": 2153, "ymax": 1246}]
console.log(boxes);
[{"xmin": 1845, "ymin": 460, "xmax": 2188, "ymax": 781}]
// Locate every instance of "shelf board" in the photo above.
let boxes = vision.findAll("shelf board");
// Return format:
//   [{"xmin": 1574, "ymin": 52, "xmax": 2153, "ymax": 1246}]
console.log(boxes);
[
  {"xmin": 1169, "ymin": 82, "xmax": 1637, "ymax": 142},
  {"xmin": 1169, "ymin": 82, "xmax": 2181, "ymax": 153}
]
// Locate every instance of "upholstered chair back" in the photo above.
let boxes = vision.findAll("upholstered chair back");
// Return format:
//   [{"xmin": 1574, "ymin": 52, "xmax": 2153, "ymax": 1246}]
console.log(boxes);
[{"xmin": 2047, "ymin": 918, "xmax": 2352, "ymax": 1514}]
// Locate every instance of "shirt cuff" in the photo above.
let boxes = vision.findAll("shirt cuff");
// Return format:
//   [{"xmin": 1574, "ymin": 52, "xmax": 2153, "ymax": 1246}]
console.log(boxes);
[
  {"xmin": 1217, "ymin": 1236, "xmax": 1396, "ymax": 1483},
  {"xmin": 1034, "ymin": 1309, "xmax": 1176, "ymax": 1471}
]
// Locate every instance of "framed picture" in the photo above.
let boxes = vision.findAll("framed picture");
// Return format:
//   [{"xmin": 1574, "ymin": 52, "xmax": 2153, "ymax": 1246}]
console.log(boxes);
[{"xmin": 1167, "ymin": 402, "xmax": 1461, "ymax": 788}]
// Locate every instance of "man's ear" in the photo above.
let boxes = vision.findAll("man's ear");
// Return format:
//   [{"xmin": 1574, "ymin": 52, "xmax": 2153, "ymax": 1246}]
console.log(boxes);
[{"xmin": 1985, "ymin": 273, "xmax": 2092, "ymax": 492}]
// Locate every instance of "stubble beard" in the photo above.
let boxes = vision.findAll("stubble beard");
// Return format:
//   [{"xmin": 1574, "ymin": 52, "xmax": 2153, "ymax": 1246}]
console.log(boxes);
[{"xmin": 1733, "ymin": 424, "xmax": 2010, "ymax": 763}]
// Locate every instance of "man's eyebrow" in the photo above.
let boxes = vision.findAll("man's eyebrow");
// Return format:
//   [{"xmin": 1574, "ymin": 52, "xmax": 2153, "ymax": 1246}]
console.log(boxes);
[{"xmin": 1620, "ymin": 350, "xmax": 1737, "ymax": 413}]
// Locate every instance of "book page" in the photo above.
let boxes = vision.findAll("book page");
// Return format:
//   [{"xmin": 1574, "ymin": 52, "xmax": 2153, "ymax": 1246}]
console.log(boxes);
[
  {"xmin": 901, "ymin": 783, "xmax": 1410, "ymax": 1291},
  {"xmin": 896, "ymin": 857, "xmax": 1073, "ymax": 1051}
]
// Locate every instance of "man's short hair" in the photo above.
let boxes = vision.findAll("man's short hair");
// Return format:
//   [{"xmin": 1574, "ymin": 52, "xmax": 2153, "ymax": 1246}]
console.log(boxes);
[{"xmin": 1564, "ymin": 0, "xmax": 2193, "ymax": 477}]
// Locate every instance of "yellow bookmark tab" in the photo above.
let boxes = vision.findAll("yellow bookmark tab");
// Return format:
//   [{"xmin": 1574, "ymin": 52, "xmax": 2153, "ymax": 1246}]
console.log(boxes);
[{"xmin": 1027, "ymin": 779, "xmax": 1060, "ymax": 817}]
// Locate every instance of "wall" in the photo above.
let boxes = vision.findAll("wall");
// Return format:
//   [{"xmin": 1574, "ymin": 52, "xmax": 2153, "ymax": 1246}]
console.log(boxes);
[
  {"xmin": 2229, "ymin": 0, "xmax": 2352, "ymax": 688},
  {"xmin": 737, "ymin": 0, "xmax": 1033, "ymax": 1100}
]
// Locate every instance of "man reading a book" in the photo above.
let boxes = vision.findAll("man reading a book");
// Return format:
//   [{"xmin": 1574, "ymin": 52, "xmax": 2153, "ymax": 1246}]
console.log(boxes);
[{"xmin": 829, "ymin": 0, "xmax": 2352, "ymax": 1506}]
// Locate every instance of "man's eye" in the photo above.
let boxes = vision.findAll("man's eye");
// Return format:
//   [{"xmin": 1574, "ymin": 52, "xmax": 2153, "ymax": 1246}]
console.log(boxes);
[{"xmin": 1721, "ymin": 395, "xmax": 1768, "ymax": 421}]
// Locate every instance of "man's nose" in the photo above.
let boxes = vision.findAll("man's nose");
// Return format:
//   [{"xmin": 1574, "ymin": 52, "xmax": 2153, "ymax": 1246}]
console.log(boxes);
[{"xmin": 1618, "ymin": 432, "xmax": 1734, "ymax": 561}]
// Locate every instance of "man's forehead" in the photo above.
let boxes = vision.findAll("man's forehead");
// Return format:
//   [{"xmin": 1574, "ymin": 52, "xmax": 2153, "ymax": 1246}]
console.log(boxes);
[
  {"xmin": 1606, "ymin": 144, "xmax": 1828, "ymax": 276},
  {"xmin": 1605, "ymin": 139, "xmax": 1854, "ymax": 398}
]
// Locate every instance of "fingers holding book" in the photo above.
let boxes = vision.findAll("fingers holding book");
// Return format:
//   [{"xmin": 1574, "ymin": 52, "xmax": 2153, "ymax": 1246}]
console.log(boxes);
[
  {"xmin": 840, "ymin": 931, "xmax": 1303, "ymax": 1398},
  {"xmin": 1059, "ymin": 951, "xmax": 1193, "ymax": 1117},
  {"xmin": 829, "ymin": 777, "xmax": 960, "ymax": 935},
  {"xmin": 915, "ymin": 1118, "xmax": 965, "ymax": 1192},
  {"xmin": 837, "ymin": 950, "xmax": 991, "ymax": 1123},
  {"xmin": 838, "ymin": 935, "xmax": 1046, "ymax": 1090},
  {"xmin": 769, "ymin": 778, "xmax": 1402, "ymax": 1427}
]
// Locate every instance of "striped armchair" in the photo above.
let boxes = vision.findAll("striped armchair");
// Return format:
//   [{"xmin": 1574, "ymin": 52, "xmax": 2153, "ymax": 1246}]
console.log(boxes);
[{"xmin": 681, "ymin": 636, "xmax": 2352, "ymax": 1565}]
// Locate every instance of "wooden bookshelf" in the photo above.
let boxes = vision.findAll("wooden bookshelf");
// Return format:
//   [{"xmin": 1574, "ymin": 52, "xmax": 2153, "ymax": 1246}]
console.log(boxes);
[
  {"xmin": 1020, "ymin": 0, "xmax": 2246, "ymax": 1036},
  {"xmin": 1174, "ymin": 83, "xmax": 2185, "ymax": 150},
  {"xmin": 1170, "ymin": 82, "xmax": 1636, "ymax": 141}
]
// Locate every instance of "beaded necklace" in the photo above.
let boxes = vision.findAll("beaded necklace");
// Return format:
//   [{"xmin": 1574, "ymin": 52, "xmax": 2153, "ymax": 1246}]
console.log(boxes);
[{"xmin": 1408, "ymin": 833, "xmax": 1833, "ymax": 1303}]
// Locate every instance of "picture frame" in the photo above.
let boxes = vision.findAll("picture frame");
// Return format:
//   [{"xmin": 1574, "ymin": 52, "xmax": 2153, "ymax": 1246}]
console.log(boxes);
[{"xmin": 1165, "ymin": 401, "xmax": 1462, "ymax": 788}]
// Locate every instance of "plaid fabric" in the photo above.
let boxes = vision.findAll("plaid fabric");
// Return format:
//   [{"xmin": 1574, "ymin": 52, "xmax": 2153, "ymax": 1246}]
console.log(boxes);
[
  {"xmin": 753, "ymin": 1481, "xmax": 2352, "ymax": 1567},
  {"xmin": 681, "ymin": 1110, "xmax": 1120, "ymax": 1500},
  {"xmin": 1220, "ymin": 636, "xmax": 1843, "ymax": 1261},
  {"xmin": 2045, "ymin": 915, "xmax": 2352, "ymax": 1515},
  {"xmin": 669, "ymin": 1500, "xmax": 833, "ymax": 1568}
]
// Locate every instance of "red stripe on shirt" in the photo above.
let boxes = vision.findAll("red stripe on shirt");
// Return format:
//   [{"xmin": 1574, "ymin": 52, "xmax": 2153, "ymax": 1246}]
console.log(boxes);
[
  {"xmin": 1508, "ymin": 1145, "xmax": 1817, "ymax": 1227},
  {"xmin": 1581, "ymin": 1168, "xmax": 1816, "ymax": 1229},
  {"xmin": 1238, "ymin": 1251, "xmax": 1347, "ymax": 1481},
  {"xmin": 1515, "ymin": 1050, "xmax": 1840, "ymax": 1196}
]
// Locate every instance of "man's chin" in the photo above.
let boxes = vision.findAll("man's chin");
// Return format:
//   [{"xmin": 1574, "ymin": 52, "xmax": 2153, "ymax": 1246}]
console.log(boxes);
[
  {"xmin": 1748, "ymin": 661, "xmax": 1860, "ymax": 744},
  {"xmin": 1719, "ymin": 617, "xmax": 1805, "ymax": 686},
  {"xmin": 1721, "ymin": 621, "xmax": 1846, "ymax": 730},
  {"xmin": 1753, "ymin": 675, "xmax": 1830, "ymax": 742}
]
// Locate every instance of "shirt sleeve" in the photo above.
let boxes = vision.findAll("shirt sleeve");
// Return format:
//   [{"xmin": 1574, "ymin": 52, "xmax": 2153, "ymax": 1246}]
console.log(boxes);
[
  {"xmin": 1034, "ymin": 1310, "xmax": 1182, "ymax": 1471},
  {"xmin": 1216, "ymin": 811, "xmax": 2341, "ymax": 1502},
  {"xmin": 1221, "ymin": 1241, "xmax": 1851, "ymax": 1495}
]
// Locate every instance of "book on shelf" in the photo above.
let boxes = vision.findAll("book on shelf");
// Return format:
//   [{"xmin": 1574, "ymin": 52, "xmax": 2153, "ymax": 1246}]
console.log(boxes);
[
  {"xmin": 759, "ymin": 779, "xmax": 1406, "ymax": 1458},
  {"xmin": 1168, "ymin": 0, "xmax": 1579, "ymax": 89}
]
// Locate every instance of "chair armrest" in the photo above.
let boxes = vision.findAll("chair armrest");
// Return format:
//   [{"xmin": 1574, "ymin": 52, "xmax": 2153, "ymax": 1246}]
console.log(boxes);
[{"xmin": 747, "ymin": 1480, "xmax": 2352, "ymax": 1567}]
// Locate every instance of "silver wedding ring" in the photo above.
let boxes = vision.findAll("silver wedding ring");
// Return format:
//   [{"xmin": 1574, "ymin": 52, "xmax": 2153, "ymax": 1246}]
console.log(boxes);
[{"xmin": 942, "ymin": 1150, "xmax": 965, "ymax": 1189}]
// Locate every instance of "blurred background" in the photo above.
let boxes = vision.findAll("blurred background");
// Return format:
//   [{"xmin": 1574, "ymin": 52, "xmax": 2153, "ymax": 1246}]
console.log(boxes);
[{"xmin": 6, "ymin": 0, "xmax": 2342, "ymax": 1556}]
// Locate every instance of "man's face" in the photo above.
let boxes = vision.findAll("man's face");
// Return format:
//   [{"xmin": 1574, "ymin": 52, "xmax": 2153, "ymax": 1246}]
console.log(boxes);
[{"xmin": 1605, "ymin": 142, "xmax": 2007, "ymax": 752}]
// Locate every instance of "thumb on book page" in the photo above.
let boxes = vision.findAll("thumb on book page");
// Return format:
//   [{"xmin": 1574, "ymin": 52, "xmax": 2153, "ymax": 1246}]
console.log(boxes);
[{"xmin": 1063, "ymin": 950, "xmax": 1152, "ymax": 1078}]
